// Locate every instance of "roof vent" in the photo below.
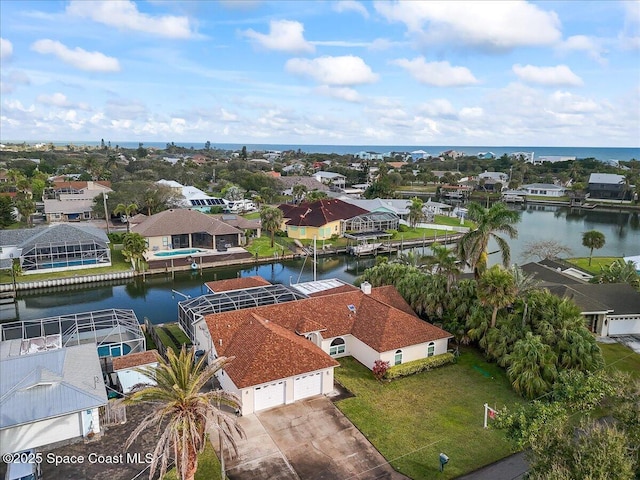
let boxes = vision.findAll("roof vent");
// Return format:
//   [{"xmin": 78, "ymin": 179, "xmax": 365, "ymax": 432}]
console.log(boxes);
[
  {"xmin": 360, "ymin": 281, "xmax": 372, "ymax": 295},
  {"xmin": 347, "ymin": 304, "xmax": 356, "ymax": 314}
]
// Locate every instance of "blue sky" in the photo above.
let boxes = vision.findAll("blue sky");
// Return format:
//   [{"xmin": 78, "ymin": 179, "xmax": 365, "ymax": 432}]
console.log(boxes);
[{"xmin": 0, "ymin": 0, "xmax": 638, "ymax": 147}]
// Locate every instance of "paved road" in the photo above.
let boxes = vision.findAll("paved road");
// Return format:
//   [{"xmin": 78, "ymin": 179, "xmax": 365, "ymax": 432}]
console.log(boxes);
[{"xmin": 456, "ymin": 452, "xmax": 528, "ymax": 480}]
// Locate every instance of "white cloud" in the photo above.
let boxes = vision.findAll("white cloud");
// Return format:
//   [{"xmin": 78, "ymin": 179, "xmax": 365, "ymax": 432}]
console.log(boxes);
[
  {"xmin": 459, "ymin": 107, "xmax": 484, "ymax": 119},
  {"xmin": 619, "ymin": 0, "xmax": 640, "ymax": 50},
  {"xmin": 0, "ymin": 38, "xmax": 13, "ymax": 60},
  {"xmin": 513, "ymin": 64, "xmax": 583, "ymax": 87},
  {"xmin": 243, "ymin": 20, "xmax": 314, "ymax": 54},
  {"xmin": 31, "ymin": 39, "xmax": 120, "ymax": 72},
  {"xmin": 550, "ymin": 91, "xmax": 599, "ymax": 113},
  {"xmin": 558, "ymin": 35, "xmax": 607, "ymax": 64},
  {"xmin": 334, "ymin": 1, "xmax": 369, "ymax": 18},
  {"xmin": 374, "ymin": 0, "xmax": 561, "ymax": 49},
  {"xmin": 315, "ymin": 85, "xmax": 362, "ymax": 102},
  {"xmin": 285, "ymin": 55, "xmax": 378, "ymax": 85},
  {"xmin": 419, "ymin": 99, "xmax": 457, "ymax": 118},
  {"xmin": 66, "ymin": 0, "xmax": 196, "ymax": 39},
  {"xmin": 37, "ymin": 92, "xmax": 73, "ymax": 107},
  {"xmin": 392, "ymin": 57, "xmax": 478, "ymax": 87},
  {"xmin": 220, "ymin": 108, "xmax": 238, "ymax": 121}
]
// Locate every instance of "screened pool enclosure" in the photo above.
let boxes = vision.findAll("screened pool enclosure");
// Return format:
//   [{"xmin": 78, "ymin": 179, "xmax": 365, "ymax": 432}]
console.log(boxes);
[{"xmin": 21, "ymin": 239, "xmax": 111, "ymax": 273}]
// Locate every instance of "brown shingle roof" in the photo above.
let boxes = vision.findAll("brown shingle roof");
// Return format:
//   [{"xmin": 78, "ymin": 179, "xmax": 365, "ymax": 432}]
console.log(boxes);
[
  {"xmin": 278, "ymin": 199, "xmax": 368, "ymax": 227},
  {"xmin": 131, "ymin": 209, "xmax": 243, "ymax": 237},
  {"xmin": 213, "ymin": 314, "xmax": 338, "ymax": 388},
  {"xmin": 205, "ymin": 276, "xmax": 271, "ymax": 293},
  {"xmin": 112, "ymin": 350, "xmax": 159, "ymax": 371},
  {"xmin": 203, "ymin": 286, "xmax": 451, "ymax": 387}
]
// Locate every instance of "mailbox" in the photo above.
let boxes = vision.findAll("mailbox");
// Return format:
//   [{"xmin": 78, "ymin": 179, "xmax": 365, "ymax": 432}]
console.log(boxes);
[{"xmin": 439, "ymin": 453, "xmax": 449, "ymax": 472}]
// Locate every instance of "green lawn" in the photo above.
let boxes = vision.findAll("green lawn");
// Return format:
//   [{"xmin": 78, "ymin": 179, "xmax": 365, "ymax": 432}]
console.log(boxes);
[
  {"xmin": 397, "ymin": 185, "xmax": 438, "ymax": 193},
  {"xmin": 0, "ymin": 248, "xmax": 133, "ymax": 284},
  {"xmin": 242, "ymin": 212, "xmax": 261, "ymax": 220},
  {"xmin": 434, "ymin": 214, "xmax": 474, "ymax": 228},
  {"xmin": 566, "ymin": 257, "xmax": 619, "ymax": 274},
  {"xmin": 334, "ymin": 349, "xmax": 523, "ymax": 479},
  {"xmin": 163, "ymin": 439, "xmax": 222, "ymax": 480},
  {"xmin": 600, "ymin": 342, "xmax": 640, "ymax": 378},
  {"xmin": 165, "ymin": 323, "xmax": 191, "ymax": 346},
  {"xmin": 154, "ymin": 325, "xmax": 182, "ymax": 354},
  {"xmin": 245, "ymin": 236, "xmax": 283, "ymax": 257}
]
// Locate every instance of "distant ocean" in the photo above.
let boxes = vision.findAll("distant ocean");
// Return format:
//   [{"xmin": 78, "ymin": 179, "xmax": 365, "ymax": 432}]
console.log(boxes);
[{"xmin": 9, "ymin": 141, "xmax": 640, "ymax": 162}]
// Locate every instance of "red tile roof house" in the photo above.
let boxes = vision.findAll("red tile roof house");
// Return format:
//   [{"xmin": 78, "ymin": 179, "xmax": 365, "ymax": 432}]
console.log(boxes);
[
  {"xmin": 192, "ymin": 278, "xmax": 452, "ymax": 415},
  {"xmin": 278, "ymin": 198, "xmax": 369, "ymax": 240}
]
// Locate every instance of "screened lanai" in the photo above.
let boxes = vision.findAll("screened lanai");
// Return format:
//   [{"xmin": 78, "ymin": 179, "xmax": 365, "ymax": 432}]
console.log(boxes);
[
  {"xmin": 343, "ymin": 211, "xmax": 399, "ymax": 234},
  {"xmin": 178, "ymin": 284, "xmax": 308, "ymax": 341},
  {"xmin": 0, "ymin": 309, "xmax": 145, "ymax": 358},
  {"xmin": 21, "ymin": 238, "xmax": 111, "ymax": 273}
]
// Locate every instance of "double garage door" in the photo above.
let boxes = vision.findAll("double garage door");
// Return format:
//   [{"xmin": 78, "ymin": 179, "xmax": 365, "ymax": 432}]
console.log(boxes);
[{"xmin": 253, "ymin": 372, "xmax": 323, "ymax": 412}]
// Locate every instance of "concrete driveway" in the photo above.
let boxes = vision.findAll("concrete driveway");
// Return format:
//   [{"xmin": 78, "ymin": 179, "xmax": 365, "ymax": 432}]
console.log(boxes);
[{"xmin": 216, "ymin": 396, "xmax": 408, "ymax": 480}]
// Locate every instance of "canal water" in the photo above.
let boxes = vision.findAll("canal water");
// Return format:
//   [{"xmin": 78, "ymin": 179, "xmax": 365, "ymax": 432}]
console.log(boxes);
[{"xmin": 3, "ymin": 205, "xmax": 639, "ymax": 325}]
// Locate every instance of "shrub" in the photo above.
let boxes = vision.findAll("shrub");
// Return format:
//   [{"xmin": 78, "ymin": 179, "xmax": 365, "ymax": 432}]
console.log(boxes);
[
  {"xmin": 384, "ymin": 353, "xmax": 455, "ymax": 380},
  {"xmin": 372, "ymin": 360, "xmax": 390, "ymax": 381},
  {"xmin": 107, "ymin": 232, "xmax": 125, "ymax": 244},
  {"xmin": 398, "ymin": 224, "xmax": 410, "ymax": 232}
]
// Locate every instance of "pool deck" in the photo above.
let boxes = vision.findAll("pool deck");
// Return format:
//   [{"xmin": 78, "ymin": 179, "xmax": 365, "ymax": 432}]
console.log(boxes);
[{"xmin": 146, "ymin": 247, "xmax": 254, "ymax": 273}]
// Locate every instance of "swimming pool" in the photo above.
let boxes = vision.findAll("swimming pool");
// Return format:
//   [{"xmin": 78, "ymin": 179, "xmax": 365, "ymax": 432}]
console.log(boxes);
[
  {"xmin": 154, "ymin": 248, "xmax": 204, "ymax": 257},
  {"xmin": 39, "ymin": 259, "xmax": 100, "ymax": 269}
]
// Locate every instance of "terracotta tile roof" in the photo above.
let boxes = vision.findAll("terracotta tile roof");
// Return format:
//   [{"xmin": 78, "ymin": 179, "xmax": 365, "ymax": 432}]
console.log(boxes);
[
  {"xmin": 203, "ymin": 285, "xmax": 451, "ymax": 387},
  {"xmin": 278, "ymin": 199, "xmax": 368, "ymax": 227},
  {"xmin": 205, "ymin": 276, "xmax": 272, "ymax": 293},
  {"xmin": 295, "ymin": 318, "xmax": 327, "ymax": 334},
  {"xmin": 307, "ymin": 284, "xmax": 359, "ymax": 297},
  {"xmin": 132, "ymin": 209, "xmax": 243, "ymax": 237},
  {"xmin": 112, "ymin": 350, "xmax": 159, "ymax": 371},
  {"xmin": 212, "ymin": 314, "xmax": 338, "ymax": 388}
]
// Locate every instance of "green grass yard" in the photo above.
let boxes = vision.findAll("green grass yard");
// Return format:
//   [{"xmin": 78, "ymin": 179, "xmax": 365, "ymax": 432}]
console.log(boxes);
[
  {"xmin": 334, "ymin": 349, "xmax": 523, "ymax": 479},
  {"xmin": 566, "ymin": 257, "xmax": 619, "ymax": 275},
  {"xmin": 600, "ymin": 342, "xmax": 640, "ymax": 378},
  {"xmin": 163, "ymin": 440, "xmax": 222, "ymax": 480}
]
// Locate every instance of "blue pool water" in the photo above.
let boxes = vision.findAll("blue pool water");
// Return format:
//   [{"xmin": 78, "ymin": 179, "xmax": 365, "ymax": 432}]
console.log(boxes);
[
  {"xmin": 154, "ymin": 249, "xmax": 203, "ymax": 257},
  {"xmin": 40, "ymin": 259, "xmax": 99, "ymax": 269}
]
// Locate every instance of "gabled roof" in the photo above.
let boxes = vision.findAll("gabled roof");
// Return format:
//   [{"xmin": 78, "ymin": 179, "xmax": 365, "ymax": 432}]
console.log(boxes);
[
  {"xmin": 561, "ymin": 283, "xmax": 640, "ymax": 315},
  {"xmin": 131, "ymin": 209, "xmax": 242, "ymax": 237},
  {"xmin": 588, "ymin": 173, "xmax": 625, "ymax": 185},
  {"xmin": 212, "ymin": 313, "xmax": 338, "ymax": 388},
  {"xmin": 0, "ymin": 223, "xmax": 109, "ymax": 248},
  {"xmin": 210, "ymin": 214, "xmax": 261, "ymax": 231},
  {"xmin": 203, "ymin": 285, "xmax": 451, "ymax": 387},
  {"xmin": 546, "ymin": 285, "xmax": 612, "ymax": 314},
  {"xmin": 0, "ymin": 344, "xmax": 107, "ymax": 429},
  {"xmin": 295, "ymin": 318, "xmax": 327, "ymax": 334},
  {"xmin": 278, "ymin": 199, "xmax": 368, "ymax": 227},
  {"xmin": 112, "ymin": 350, "xmax": 159, "ymax": 371},
  {"xmin": 205, "ymin": 276, "xmax": 272, "ymax": 293},
  {"xmin": 520, "ymin": 262, "xmax": 586, "ymax": 287}
]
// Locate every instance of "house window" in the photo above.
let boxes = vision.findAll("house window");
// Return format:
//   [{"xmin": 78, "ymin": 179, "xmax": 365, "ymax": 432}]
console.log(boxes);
[
  {"xmin": 300, "ymin": 227, "xmax": 306, "ymax": 236},
  {"xmin": 162, "ymin": 237, "xmax": 169, "ymax": 246},
  {"xmin": 427, "ymin": 342, "xmax": 435, "ymax": 357},
  {"xmin": 330, "ymin": 338, "xmax": 345, "ymax": 356},
  {"xmin": 394, "ymin": 349, "xmax": 403, "ymax": 365}
]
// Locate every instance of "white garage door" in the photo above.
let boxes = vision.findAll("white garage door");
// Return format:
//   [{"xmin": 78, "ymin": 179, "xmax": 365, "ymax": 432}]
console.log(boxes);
[
  {"xmin": 608, "ymin": 318, "xmax": 640, "ymax": 336},
  {"xmin": 254, "ymin": 381, "xmax": 285, "ymax": 412},
  {"xmin": 294, "ymin": 372, "xmax": 323, "ymax": 401}
]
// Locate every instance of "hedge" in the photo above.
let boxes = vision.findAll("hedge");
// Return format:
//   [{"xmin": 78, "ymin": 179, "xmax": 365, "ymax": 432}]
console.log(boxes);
[{"xmin": 384, "ymin": 352, "xmax": 455, "ymax": 380}]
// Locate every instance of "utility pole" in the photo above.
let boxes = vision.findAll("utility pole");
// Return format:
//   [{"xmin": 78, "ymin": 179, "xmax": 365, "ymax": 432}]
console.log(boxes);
[{"xmin": 103, "ymin": 193, "xmax": 110, "ymax": 234}]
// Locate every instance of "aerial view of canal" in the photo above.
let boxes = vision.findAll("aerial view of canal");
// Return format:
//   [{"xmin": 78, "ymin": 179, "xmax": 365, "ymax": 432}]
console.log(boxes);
[{"xmin": 3, "ymin": 205, "xmax": 639, "ymax": 325}]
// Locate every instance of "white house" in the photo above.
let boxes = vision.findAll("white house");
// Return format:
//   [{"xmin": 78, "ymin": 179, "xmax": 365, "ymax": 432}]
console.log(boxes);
[
  {"xmin": 112, "ymin": 350, "xmax": 158, "ymax": 394},
  {"xmin": 312, "ymin": 171, "xmax": 347, "ymax": 190},
  {"xmin": 156, "ymin": 179, "xmax": 227, "ymax": 212},
  {"xmin": 192, "ymin": 278, "xmax": 452, "ymax": 415},
  {"xmin": 0, "ymin": 341, "xmax": 107, "ymax": 455}
]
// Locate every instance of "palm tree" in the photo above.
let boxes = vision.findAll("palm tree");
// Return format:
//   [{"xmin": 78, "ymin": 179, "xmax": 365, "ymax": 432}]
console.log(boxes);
[
  {"xmin": 458, "ymin": 202, "xmax": 520, "ymax": 278},
  {"xmin": 124, "ymin": 347, "xmax": 244, "ymax": 480},
  {"xmin": 292, "ymin": 184, "xmax": 308, "ymax": 203},
  {"xmin": 113, "ymin": 203, "xmax": 138, "ymax": 233},
  {"xmin": 122, "ymin": 232, "xmax": 147, "ymax": 271},
  {"xmin": 260, "ymin": 206, "xmax": 284, "ymax": 248},
  {"xmin": 506, "ymin": 332, "xmax": 558, "ymax": 399},
  {"xmin": 407, "ymin": 197, "xmax": 425, "ymax": 228},
  {"xmin": 424, "ymin": 242, "xmax": 461, "ymax": 291},
  {"xmin": 477, "ymin": 265, "xmax": 517, "ymax": 328},
  {"xmin": 592, "ymin": 259, "xmax": 640, "ymax": 290},
  {"xmin": 510, "ymin": 265, "xmax": 541, "ymax": 327},
  {"xmin": 581, "ymin": 230, "xmax": 605, "ymax": 266}
]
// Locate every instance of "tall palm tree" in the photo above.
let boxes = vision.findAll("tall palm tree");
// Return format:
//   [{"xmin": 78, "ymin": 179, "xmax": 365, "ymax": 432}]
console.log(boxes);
[
  {"xmin": 477, "ymin": 265, "xmax": 517, "ymax": 328},
  {"xmin": 581, "ymin": 230, "xmax": 606, "ymax": 266},
  {"xmin": 124, "ymin": 347, "xmax": 244, "ymax": 480},
  {"xmin": 458, "ymin": 202, "xmax": 520, "ymax": 278},
  {"xmin": 122, "ymin": 232, "xmax": 147, "ymax": 271},
  {"xmin": 510, "ymin": 265, "xmax": 541, "ymax": 327},
  {"xmin": 407, "ymin": 197, "xmax": 425, "ymax": 228},
  {"xmin": 506, "ymin": 332, "xmax": 558, "ymax": 399},
  {"xmin": 292, "ymin": 184, "xmax": 308, "ymax": 203},
  {"xmin": 260, "ymin": 206, "xmax": 284, "ymax": 248},
  {"xmin": 424, "ymin": 242, "xmax": 461, "ymax": 291},
  {"xmin": 113, "ymin": 203, "xmax": 138, "ymax": 233}
]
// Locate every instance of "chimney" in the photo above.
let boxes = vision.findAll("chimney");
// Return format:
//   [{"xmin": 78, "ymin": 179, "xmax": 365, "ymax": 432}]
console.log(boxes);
[{"xmin": 361, "ymin": 281, "xmax": 371, "ymax": 295}]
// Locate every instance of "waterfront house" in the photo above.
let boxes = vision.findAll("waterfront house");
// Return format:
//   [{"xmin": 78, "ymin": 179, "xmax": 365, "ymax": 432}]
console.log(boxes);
[
  {"xmin": 477, "ymin": 152, "xmax": 496, "ymax": 160},
  {"xmin": 112, "ymin": 350, "xmax": 159, "ymax": 394},
  {"xmin": 156, "ymin": 179, "xmax": 227, "ymax": 212},
  {"xmin": 0, "ymin": 223, "xmax": 111, "ymax": 274},
  {"xmin": 131, "ymin": 208, "xmax": 243, "ymax": 251},
  {"xmin": 410, "ymin": 150, "xmax": 429, "ymax": 162},
  {"xmin": 278, "ymin": 198, "xmax": 368, "ymax": 240},
  {"xmin": 44, "ymin": 180, "xmax": 112, "ymax": 223},
  {"xmin": 588, "ymin": 173, "xmax": 631, "ymax": 200},
  {"xmin": 520, "ymin": 183, "xmax": 567, "ymax": 197},
  {"xmin": 0, "ymin": 342, "xmax": 107, "ymax": 455},
  {"xmin": 191, "ymin": 278, "xmax": 452, "ymax": 415},
  {"xmin": 312, "ymin": 171, "xmax": 347, "ymax": 190}
]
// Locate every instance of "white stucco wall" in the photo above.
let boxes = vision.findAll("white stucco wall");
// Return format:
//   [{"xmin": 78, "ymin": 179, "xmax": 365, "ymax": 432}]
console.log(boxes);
[
  {"xmin": 0, "ymin": 413, "xmax": 83, "ymax": 455},
  {"xmin": 380, "ymin": 338, "xmax": 449, "ymax": 366},
  {"xmin": 116, "ymin": 364, "xmax": 157, "ymax": 394},
  {"xmin": 320, "ymin": 334, "xmax": 356, "ymax": 359}
]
